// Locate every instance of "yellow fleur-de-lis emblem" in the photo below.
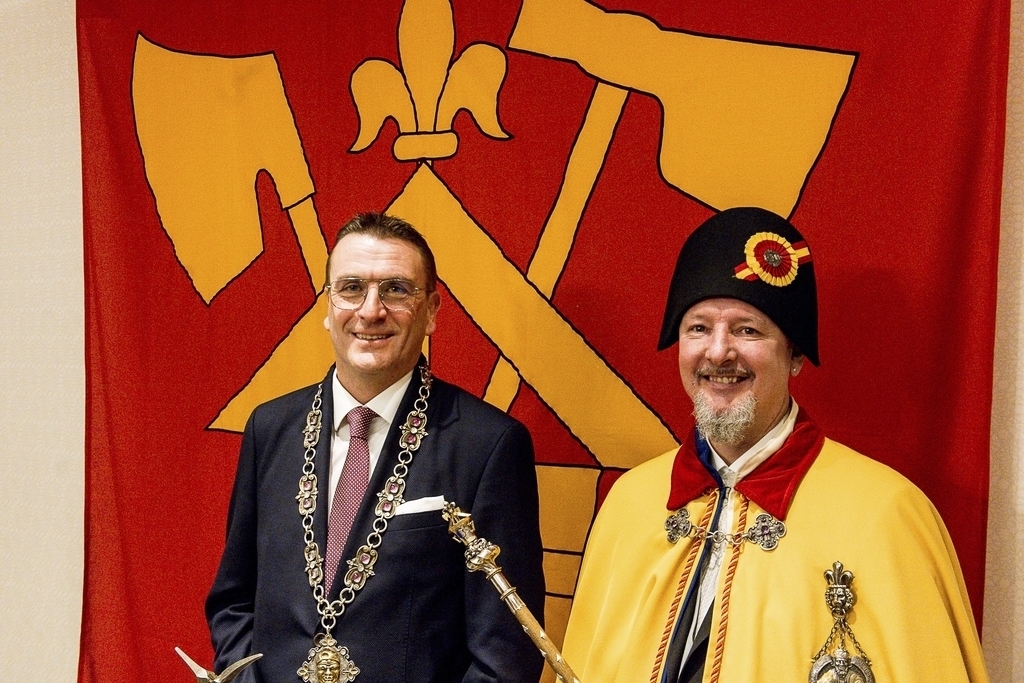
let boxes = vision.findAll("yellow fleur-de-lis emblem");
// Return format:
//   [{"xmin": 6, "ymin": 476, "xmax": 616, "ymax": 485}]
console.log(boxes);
[{"xmin": 350, "ymin": 0, "xmax": 509, "ymax": 161}]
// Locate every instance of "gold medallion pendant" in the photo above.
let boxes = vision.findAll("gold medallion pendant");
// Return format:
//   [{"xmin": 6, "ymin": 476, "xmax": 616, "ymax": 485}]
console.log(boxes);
[
  {"xmin": 298, "ymin": 634, "xmax": 359, "ymax": 683},
  {"xmin": 809, "ymin": 561, "xmax": 874, "ymax": 683}
]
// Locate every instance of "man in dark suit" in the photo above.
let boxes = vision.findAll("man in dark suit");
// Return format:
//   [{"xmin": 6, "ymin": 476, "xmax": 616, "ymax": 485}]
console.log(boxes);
[{"xmin": 206, "ymin": 212, "xmax": 545, "ymax": 683}]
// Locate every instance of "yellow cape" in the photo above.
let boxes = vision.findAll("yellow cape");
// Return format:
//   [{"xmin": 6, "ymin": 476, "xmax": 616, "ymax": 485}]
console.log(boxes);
[{"xmin": 562, "ymin": 438, "xmax": 989, "ymax": 683}]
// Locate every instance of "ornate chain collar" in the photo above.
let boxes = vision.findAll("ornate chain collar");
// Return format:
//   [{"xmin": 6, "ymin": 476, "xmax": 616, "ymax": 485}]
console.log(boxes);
[
  {"xmin": 665, "ymin": 505, "xmax": 786, "ymax": 551},
  {"xmin": 293, "ymin": 365, "xmax": 433, "ymax": 681}
]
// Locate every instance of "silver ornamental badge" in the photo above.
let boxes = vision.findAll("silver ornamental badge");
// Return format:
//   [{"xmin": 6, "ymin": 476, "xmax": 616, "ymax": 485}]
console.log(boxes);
[
  {"xmin": 744, "ymin": 512, "xmax": 786, "ymax": 550},
  {"xmin": 399, "ymin": 409, "xmax": 428, "ymax": 450},
  {"xmin": 809, "ymin": 561, "xmax": 874, "ymax": 683},
  {"xmin": 665, "ymin": 508, "xmax": 692, "ymax": 544}
]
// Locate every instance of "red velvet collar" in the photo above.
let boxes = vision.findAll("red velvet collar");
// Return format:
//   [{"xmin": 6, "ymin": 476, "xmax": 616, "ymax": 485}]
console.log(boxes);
[{"xmin": 666, "ymin": 408, "xmax": 825, "ymax": 520}]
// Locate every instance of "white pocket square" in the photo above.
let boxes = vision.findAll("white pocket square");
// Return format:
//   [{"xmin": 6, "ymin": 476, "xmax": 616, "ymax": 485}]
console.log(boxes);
[{"xmin": 394, "ymin": 495, "xmax": 447, "ymax": 515}]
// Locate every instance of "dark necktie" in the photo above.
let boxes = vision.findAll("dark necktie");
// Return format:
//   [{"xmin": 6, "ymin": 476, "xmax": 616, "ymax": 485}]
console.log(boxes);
[
  {"xmin": 678, "ymin": 603, "xmax": 713, "ymax": 683},
  {"xmin": 324, "ymin": 405, "xmax": 376, "ymax": 592},
  {"xmin": 663, "ymin": 546, "xmax": 714, "ymax": 683}
]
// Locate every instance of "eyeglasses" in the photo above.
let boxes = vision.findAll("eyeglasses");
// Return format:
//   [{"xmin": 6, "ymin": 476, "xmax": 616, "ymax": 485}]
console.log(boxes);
[{"xmin": 325, "ymin": 278, "xmax": 429, "ymax": 312}]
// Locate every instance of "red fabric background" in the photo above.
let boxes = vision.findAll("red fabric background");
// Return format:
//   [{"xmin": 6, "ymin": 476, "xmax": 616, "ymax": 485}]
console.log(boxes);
[{"xmin": 77, "ymin": 1, "xmax": 1009, "ymax": 681}]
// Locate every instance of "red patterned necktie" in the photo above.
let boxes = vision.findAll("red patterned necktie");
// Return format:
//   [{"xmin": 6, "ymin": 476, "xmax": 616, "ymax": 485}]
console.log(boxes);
[{"xmin": 324, "ymin": 405, "xmax": 377, "ymax": 592}]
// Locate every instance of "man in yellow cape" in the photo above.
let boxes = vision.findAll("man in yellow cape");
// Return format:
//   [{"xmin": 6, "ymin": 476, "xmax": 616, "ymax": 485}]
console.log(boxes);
[{"xmin": 562, "ymin": 207, "xmax": 989, "ymax": 683}]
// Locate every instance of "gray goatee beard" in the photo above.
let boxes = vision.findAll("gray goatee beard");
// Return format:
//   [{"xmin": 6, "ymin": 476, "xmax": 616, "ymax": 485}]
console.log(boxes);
[{"xmin": 692, "ymin": 391, "xmax": 757, "ymax": 447}]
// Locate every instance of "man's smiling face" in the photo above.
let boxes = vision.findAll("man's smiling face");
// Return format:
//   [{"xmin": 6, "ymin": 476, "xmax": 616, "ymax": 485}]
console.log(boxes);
[
  {"xmin": 325, "ymin": 233, "xmax": 439, "ymax": 403},
  {"xmin": 677, "ymin": 297, "xmax": 801, "ymax": 459}
]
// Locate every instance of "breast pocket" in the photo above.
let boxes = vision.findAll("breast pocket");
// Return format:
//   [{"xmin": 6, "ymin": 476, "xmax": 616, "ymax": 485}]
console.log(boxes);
[{"xmin": 386, "ymin": 509, "xmax": 449, "ymax": 531}]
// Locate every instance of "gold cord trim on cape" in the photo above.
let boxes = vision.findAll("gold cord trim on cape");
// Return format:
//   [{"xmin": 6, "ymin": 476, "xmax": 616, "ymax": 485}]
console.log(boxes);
[{"xmin": 650, "ymin": 490, "xmax": 720, "ymax": 683}]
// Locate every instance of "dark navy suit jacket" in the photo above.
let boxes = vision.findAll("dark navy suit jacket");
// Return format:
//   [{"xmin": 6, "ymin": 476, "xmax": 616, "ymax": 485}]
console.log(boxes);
[{"xmin": 206, "ymin": 366, "xmax": 545, "ymax": 683}]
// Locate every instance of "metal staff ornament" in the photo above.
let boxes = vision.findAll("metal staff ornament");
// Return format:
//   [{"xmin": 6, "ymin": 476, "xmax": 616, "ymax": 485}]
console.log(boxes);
[{"xmin": 442, "ymin": 502, "xmax": 581, "ymax": 683}]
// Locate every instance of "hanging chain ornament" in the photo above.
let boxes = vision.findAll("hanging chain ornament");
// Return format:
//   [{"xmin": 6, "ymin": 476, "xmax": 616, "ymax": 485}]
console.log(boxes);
[
  {"xmin": 665, "ymin": 506, "xmax": 786, "ymax": 551},
  {"xmin": 809, "ymin": 561, "xmax": 874, "ymax": 683},
  {"xmin": 294, "ymin": 365, "xmax": 433, "ymax": 683}
]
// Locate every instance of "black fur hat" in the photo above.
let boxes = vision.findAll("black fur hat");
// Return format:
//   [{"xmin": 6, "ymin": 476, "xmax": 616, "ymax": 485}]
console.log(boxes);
[{"xmin": 658, "ymin": 207, "xmax": 819, "ymax": 365}]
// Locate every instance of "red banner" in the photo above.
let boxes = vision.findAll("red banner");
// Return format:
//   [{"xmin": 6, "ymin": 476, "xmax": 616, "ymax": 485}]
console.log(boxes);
[{"xmin": 77, "ymin": 1, "xmax": 1008, "ymax": 681}]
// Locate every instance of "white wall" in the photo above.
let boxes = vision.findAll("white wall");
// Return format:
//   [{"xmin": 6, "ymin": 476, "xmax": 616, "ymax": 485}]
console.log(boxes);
[{"xmin": 0, "ymin": 0, "xmax": 83, "ymax": 681}]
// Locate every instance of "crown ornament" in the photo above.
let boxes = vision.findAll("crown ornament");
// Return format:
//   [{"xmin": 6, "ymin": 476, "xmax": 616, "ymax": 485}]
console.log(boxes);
[{"xmin": 824, "ymin": 560, "xmax": 855, "ymax": 618}]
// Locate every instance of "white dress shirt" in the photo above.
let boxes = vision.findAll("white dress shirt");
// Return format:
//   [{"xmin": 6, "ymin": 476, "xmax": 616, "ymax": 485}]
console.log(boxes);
[{"xmin": 327, "ymin": 369, "xmax": 414, "ymax": 516}]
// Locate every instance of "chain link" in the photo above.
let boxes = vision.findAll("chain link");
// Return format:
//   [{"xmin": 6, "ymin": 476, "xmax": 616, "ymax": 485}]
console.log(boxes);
[
  {"xmin": 845, "ymin": 622, "xmax": 871, "ymax": 662},
  {"xmin": 811, "ymin": 607, "xmax": 872, "ymax": 665},
  {"xmin": 811, "ymin": 620, "xmax": 842, "ymax": 662}
]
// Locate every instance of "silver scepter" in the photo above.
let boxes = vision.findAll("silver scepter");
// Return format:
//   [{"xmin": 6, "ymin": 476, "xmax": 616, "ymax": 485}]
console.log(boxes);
[{"xmin": 442, "ymin": 502, "xmax": 581, "ymax": 683}]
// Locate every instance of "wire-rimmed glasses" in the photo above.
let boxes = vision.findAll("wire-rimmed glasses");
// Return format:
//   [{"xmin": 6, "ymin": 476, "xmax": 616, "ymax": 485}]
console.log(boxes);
[{"xmin": 325, "ymin": 277, "xmax": 428, "ymax": 312}]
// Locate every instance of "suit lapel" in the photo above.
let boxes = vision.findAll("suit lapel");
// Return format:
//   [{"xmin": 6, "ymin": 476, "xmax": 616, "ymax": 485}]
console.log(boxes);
[{"xmin": 313, "ymin": 368, "xmax": 334, "ymax": 591}]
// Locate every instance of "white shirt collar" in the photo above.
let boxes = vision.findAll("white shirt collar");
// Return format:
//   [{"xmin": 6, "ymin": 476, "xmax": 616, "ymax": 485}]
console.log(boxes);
[
  {"xmin": 709, "ymin": 399, "xmax": 799, "ymax": 486},
  {"xmin": 332, "ymin": 368, "xmax": 414, "ymax": 433}
]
